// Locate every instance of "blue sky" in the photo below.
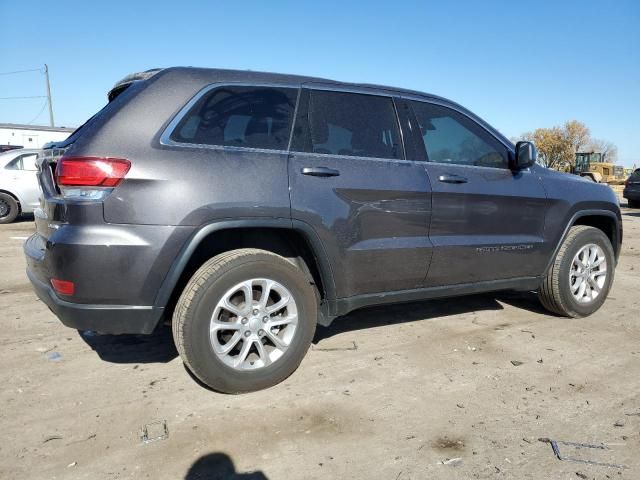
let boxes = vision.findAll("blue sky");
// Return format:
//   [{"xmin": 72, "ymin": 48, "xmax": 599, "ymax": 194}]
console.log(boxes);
[{"xmin": 1, "ymin": 0, "xmax": 638, "ymax": 166}]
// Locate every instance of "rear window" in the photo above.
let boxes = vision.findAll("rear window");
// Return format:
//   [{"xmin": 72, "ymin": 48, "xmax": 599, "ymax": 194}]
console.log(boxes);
[{"xmin": 170, "ymin": 86, "xmax": 298, "ymax": 151}]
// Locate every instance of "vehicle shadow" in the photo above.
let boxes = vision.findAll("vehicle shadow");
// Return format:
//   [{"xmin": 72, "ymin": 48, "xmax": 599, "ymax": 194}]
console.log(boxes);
[
  {"xmin": 185, "ymin": 452, "xmax": 268, "ymax": 479},
  {"xmin": 78, "ymin": 325, "xmax": 178, "ymax": 364},
  {"xmin": 78, "ymin": 291, "xmax": 546, "ymax": 364},
  {"xmin": 314, "ymin": 290, "xmax": 546, "ymax": 343},
  {"xmin": 13, "ymin": 213, "xmax": 35, "ymax": 223}
]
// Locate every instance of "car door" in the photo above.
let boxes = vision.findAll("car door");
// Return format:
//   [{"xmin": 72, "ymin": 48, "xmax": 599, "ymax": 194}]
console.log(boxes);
[
  {"xmin": 4, "ymin": 152, "xmax": 40, "ymax": 209},
  {"xmin": 404, "ymin": 99, "xmax": 548, "ymax": 287},
  {"xmin": 288, "ymin": 88, "xmax": 433, "ymax": 298}
]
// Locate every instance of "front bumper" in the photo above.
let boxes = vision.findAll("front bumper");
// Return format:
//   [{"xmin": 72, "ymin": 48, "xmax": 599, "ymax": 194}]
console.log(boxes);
[{"xmin": 26, "ymin": 268, "xmax": 163, "ymax": 334}]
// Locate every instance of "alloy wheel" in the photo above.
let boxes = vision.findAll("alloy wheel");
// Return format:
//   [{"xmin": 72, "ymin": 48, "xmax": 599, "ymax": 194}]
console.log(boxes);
[
  {"xmin": 569, "ymin": 243, "xmax": 607, "ymax": 304},
  {"xmin": 209, "ymin": 278, "xmax": 298, "ymax": 370}
]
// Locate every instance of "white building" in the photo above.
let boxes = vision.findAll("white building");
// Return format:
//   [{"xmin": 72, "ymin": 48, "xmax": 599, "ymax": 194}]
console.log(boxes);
[{"xmin": 0, "ymin": 123, "xmax": 75, "ymax": 149}]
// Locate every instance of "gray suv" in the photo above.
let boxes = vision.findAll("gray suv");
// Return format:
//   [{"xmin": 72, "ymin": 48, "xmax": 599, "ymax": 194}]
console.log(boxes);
[{"xmin": 24, "ymin": 67, "xmax": 622, "ymax": 393}]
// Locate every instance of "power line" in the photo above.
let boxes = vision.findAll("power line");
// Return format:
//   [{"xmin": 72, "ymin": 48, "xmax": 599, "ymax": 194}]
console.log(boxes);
[
  {"xmin": 0, "ymin": 64, "xmax": 55, "ymax": 126},
  {"xmin": 0, "ymin": 68, "xmax": 43, "ymax": 76},
  {"xmin": 27, "ymin": 99, "xmax": 49, "ymax": 125},
  {"xmin": 0, "ymin": 95, "xmax": 47, "ymax": 100}
]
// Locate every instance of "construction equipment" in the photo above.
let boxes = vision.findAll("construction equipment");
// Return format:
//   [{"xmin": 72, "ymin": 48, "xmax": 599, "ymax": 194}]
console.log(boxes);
[{"xmin": 571, "ymin": 152, "xmax": 625, "ymax": 184}]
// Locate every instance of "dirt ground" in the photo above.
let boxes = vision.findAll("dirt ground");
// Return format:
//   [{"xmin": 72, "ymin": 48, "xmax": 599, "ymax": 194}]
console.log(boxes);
[{"xmin": 1, "ymin": 199, "xmax": 639, "ymax": 480}]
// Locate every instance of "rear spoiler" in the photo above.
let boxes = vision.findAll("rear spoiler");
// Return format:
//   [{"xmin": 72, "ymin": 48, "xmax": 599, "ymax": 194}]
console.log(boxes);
[{"xmin": 107, "ymin": 68, "xmax": 163, "ymax": 102}]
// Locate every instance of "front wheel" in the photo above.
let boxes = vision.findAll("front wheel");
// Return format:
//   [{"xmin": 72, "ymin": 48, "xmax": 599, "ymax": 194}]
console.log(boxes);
[
  {"xmin": 538, "ymin": 226, "xmax": 615, "ymax": 317},
  {"xmin": 172, "ymin": 249, "xmax": 317, "ymax": 393}
]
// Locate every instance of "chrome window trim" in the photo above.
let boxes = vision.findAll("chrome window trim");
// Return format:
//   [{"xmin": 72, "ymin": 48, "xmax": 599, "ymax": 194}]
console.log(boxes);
[
  {"xmin": 159, "ymin": 82, "xmax": 301, "ymax": 154},
  {"xmin": 289, "ymin": 149, "xmax": 425, "ymax": 166},
  {"xmin": 159, "ymin": 80, "xmax": 514, "ymax": 169},
  {"xmin": 300, "ymin": 82, "xmax": 396, "ymax": 98}
]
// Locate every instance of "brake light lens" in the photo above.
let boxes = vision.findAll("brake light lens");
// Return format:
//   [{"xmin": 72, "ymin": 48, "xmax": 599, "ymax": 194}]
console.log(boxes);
[
  {"xmin": 56, "ymin": 157, "xmax": 131, "ymax": 187},
  {"xmin": 51, "ymin": 278, "xmax": 75, "ymax": 296}
]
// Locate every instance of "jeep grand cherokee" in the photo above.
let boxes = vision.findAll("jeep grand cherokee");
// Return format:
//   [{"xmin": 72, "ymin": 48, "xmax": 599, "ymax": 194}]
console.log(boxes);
[{"xmin": 25, "ymin": 67, "xmax": 622, "ymax": 393}]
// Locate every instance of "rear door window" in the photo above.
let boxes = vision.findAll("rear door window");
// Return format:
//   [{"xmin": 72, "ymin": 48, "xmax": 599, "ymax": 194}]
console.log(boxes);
[
  {"xmin": 299, "ymin": 90, "xmax": 403, "ymax": 160},
  {"xmin": 170, "ymin": 86, "xmax": 298, "ymax": 151},
  {"xmin": 410, "ymin": 101, "xmax": 508, "ymax": 169}
]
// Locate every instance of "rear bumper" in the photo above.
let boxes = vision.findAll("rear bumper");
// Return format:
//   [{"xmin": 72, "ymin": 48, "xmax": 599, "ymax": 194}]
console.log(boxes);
[
  {"xmin": 22, "ymin": 221, "xmax": 191, "ymax": 334},
  {"xmin": 26, "ymin": 268, "xmax": 163, "ymax": 334}
]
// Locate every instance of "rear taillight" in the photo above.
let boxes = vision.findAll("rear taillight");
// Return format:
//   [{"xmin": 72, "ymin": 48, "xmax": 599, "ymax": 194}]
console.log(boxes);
[
  {"xmin": 56, "ymin": 156, "xmax": 131, "ymax": 187},
  {"xmin": 55, "ymin": 156, "xmax": 131, "ymax": 200}
]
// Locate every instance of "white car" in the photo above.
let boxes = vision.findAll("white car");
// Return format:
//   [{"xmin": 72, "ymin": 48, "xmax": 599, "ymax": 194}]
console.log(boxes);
[{"xmin": 0, "ymin": 149, "xmax": 40, "ymax": 224}]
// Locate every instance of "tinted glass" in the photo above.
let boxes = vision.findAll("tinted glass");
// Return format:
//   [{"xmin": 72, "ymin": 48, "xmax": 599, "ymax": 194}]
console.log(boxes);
[
  {"xmin": 410, "ymin": 101, "xmax": 508, "ymax": 168},
  {"xmin": 4, "ymin": 156, "xmax": 22, "ymax": 170},
  {"xmin": 306, "ymin": 90, "xmax": 402, "ymax": 159},
  {"xmin": 171, "ymin": 86, "xmax": 297, "ymax": 150}
]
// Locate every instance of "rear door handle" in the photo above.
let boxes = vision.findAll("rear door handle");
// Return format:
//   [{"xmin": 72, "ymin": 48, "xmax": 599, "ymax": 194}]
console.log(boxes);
[
  {"xmin": 301, "ymin": 167, "xmax": 340, "ymax": 177},
  {"xmin": 438, "ymin": 174, "xmax": 468, "ymax": 184}
]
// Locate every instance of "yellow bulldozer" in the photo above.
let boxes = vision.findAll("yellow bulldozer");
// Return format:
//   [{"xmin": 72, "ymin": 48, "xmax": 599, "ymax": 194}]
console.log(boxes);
[{"xmin": 558, "ymin": 152, "xmax": 626, "ymax": 185}]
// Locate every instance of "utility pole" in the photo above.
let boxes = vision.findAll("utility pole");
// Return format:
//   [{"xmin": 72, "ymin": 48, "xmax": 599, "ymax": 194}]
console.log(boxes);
[{"xmin": 44, "ymin": 64, "xmax": 54, "ymax": 127}]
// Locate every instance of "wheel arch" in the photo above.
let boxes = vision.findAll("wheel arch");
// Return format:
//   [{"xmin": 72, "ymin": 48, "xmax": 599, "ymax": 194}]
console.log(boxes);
[
  {"xmin": 154, "ymin": 219, "xmax": 336, "ymax": 322},
  {"xmin": 544, "ymin": 209, "xmax": 621, "ymax": 276}
]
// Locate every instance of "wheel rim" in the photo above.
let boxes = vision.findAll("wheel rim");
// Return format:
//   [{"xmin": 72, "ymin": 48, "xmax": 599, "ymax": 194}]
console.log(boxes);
[
  {"xmin": 209, "ymin": 278, "xmax": 298, "ymax": 371},
  {"xmin": 0, "ymin": 198, "xmax": 9, "ymax": 218},
  {"xmin": 569, "ymin": 243, "xmax": 607, "ymax": 304}
]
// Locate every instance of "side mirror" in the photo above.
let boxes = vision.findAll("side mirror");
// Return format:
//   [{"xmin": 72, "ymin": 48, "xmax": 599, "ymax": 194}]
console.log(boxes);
[{"xmin": 512, "ymin": 141, "xmax": 537, "ymax": 170}]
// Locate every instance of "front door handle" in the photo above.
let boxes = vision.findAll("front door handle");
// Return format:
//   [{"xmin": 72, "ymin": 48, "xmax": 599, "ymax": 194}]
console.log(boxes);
[
  {"xmin": 438, "ymin": 174, "xmax": 468, "ymax": 184},
  {"xmin": 301, "ymin": 167, "xmax": 340, "ymax": 177}
]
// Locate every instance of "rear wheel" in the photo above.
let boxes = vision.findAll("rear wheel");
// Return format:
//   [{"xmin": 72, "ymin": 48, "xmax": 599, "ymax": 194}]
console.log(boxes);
[
  {"xmin": 628, "ymin": 199, "xmax": 640, "ymax": 208},
  {"xmin": 0, "ymin": 193, "xmax": 19, "ymax": 224},
  {"xmin": 173, "ymin": 248, "xmax": 317, "ymax": 393},
  {"xmin": 539, "ymin": 226, "xmax": 614, "ymax": 317}
]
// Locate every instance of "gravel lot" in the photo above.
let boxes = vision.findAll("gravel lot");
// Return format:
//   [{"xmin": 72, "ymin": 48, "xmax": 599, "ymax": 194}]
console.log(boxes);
[{"xmin": 1, "ymin": 199, "xmax": 639, "ymax": 480}]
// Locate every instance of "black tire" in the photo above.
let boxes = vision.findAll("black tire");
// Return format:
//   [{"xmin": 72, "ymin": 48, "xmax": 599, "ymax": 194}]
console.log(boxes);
[
  {"xmin": 173, "ymin": 248, "xmax": 317, "ymax": 393},
  {"xmin": 539, "ymin": 226, "xmax": 615, "ymax": 317},
  {"xmin": 628, "ymin": 199, "xmax": 640, "ymax": 208},
  {"xmin": 0, "ymin": 193, "xmax": 19, "ymax": 224}
]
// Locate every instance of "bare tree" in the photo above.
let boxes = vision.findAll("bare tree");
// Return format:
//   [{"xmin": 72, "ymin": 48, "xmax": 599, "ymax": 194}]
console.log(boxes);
[
  {"xmin": 586, "ymin": 138, "xmax": 618, "ymax": 163},
  {"xmin": 517, "ymin": 120, "xmax": 618, "ymax": 168},
  {"xmin": 564, "ymin": 120, "xmax": 590, "ymax": 153}
]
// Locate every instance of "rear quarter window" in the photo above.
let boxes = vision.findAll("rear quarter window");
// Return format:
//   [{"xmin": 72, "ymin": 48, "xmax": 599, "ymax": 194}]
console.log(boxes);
[{"xmin": 170, "ymin": 86, "xmax": 298, "ymax": 151}]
